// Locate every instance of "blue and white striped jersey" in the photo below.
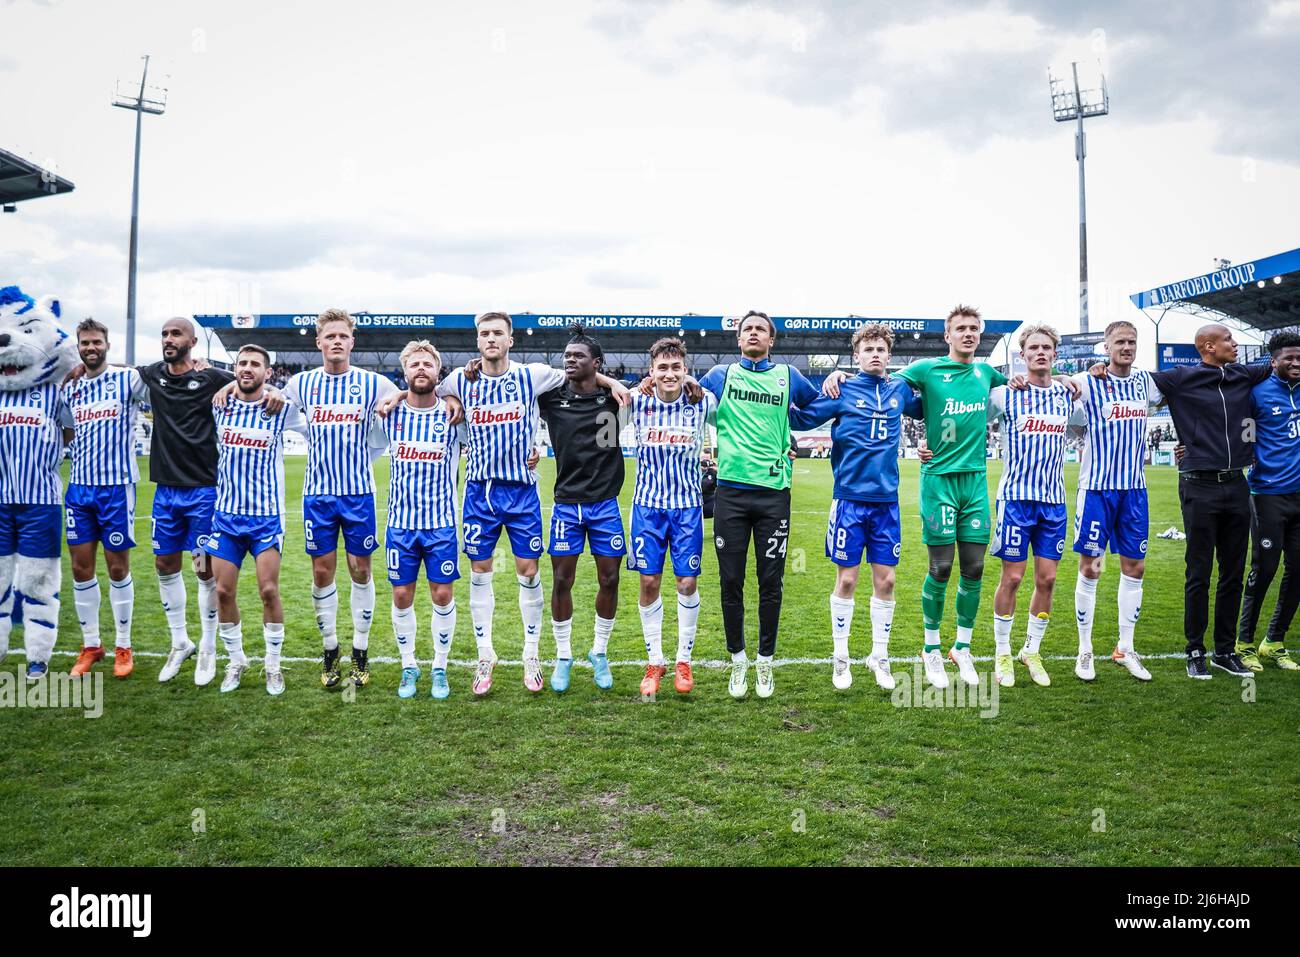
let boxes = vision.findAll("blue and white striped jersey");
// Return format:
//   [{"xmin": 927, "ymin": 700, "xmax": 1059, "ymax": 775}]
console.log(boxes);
[
  {"xmin": 990, "ymin": 383, "xmax": 1074, "ymax": 504},
  {"xmin": 1069, "ymin": 371, "xmax": 1162, "ymax": 491},
  {"xmin": 631, "ymin": 390, "xmax": 715, "ymax": 509},
  {"xmin": 0, "ymin": 384, "xmax": 71, "ymax": 506},
  {"xmin": 371, "ymin": 399, "xmax": 463, "ymax": 530},
  {"xmin": 284, "ymin": 367, "xmax": 398, "ymax": 496},
  {"xmin": 213, "ymin": 399, "xmax": 307, "ymax": 517},
  {"xmin": 63, "ymin": 367, "xmax": 147, "ymax": 486},
  {"xmin": 438, "ymin": 361, "xmax": 564, "ymax": 485}
]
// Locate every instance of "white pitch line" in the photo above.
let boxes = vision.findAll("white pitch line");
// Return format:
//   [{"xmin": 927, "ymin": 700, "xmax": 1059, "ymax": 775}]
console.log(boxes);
[{"xmin": 10, "ymin": 648, "xmax": 1195, "ymax": 669}]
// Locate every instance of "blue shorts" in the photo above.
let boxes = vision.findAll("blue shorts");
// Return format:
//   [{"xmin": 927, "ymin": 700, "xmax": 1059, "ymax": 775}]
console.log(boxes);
[
  {"xmin": 549, "ymin": 499, "xmax": 626, "ymax": 557},
  {"xmin": 991, "ymin": 499, "xmax": 1067, "ymax": 562},
  {"xmin": 151, "ymin": 485, "xmax": 216, "ymax": 556},
  {"xmin": 1073, "ymin": 488, "xmax": 1149, "ymax": 560},
  {"xmin": 386, "ymin": 526, "xmax": 461, "ymax": 585},
  {"xmin": 66, "ymin": 483, "xmax": 137, "ymax": 551},
  {"xmin": 0, "ymin": 503, "xmax": 62, "ymax": 559},
  {"xmin": 204, "ymin": 510, "xmax": 284, "ymax": 567},
  {"xmin": 826, "ymin": 499, "xmax": 902, "ymax": 567},
  {"xmin": 303, "ymin": 493, "xmax": 378, "ymax": 557},
  {"xmin": 462, "ymin": 480, "xmax": 543, "ymax": 560},
  {"xmin": 628, "ymin": 504, "xmax": 704, "ymax": 578}
]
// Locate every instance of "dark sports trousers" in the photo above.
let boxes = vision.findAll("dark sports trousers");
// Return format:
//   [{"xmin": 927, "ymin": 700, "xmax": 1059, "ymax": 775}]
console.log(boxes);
[
  {"xmin": 1178, "ymin": 474, "xmax": 1251, "ymax": 656},
  {"xmin": 713, "ymin": 485, "xmax": 790, "ymax": 658},
  {"xmin": 1238, "ymin": 490, "xmax": 1300, "ymax": 647}
]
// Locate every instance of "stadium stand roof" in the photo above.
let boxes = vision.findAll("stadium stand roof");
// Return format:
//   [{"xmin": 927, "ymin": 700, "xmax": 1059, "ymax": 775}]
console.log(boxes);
[
  {"xmin": 0, "ymin": 147, "xmax": 75, "ymax": 207},
  {"xmin": 1130, "ymin": 246, "xmax": 1300, "ymax": 333},
  {"xmin": 194, "ymin": 312, "xmax": 1021, "ymax": 370}
]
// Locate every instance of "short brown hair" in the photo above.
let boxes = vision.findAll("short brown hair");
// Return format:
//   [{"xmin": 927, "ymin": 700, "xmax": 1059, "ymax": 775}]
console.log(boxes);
[
  {"xmin": 475, "ymin": 311, "xmax": 512, "ymax": 332},
  {"xmin": 316, "ymin": 308, "xmax": 355, "ymax": 334},
  {"xmin": 1017, "ymin": 322, "xmax": 1060, "ymax": 351},
  {"xmin": 946, "ymin": 304, "xmax": 981, "ymax": 327},
  {"xmin": 400, "ymin": 339, "xmax": 442, "ymax": 370},
  {"xmin": 737, "ymin": 310, "xmax": 776, "ymax": 338},
  {"xmin": 851, "ymin": 323, "xmax": 894, "ymax": 354},
  {"xmin": 650, "ymin": 336, "xmax": 687, "ymax": 363},
  {"xmin": 1105, "ymin": 320, "xmax": 1137, "ymax": 339},
  {"xmin": 236, "ymin": 343, "xmax": 271, "ymax": 366},
  {"xmin": 76, "ymin": 318, "xmax": 109, "ymax": 339}
]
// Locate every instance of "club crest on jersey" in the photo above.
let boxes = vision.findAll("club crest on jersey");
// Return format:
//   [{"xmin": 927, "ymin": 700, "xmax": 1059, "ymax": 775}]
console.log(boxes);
[
  {"xmin": 432, "ymin": 420, "xmax": 446, "ymax": 434},
  {"xmin": 349, "ymin": 383, "xmax": 362, "ymax": 397},
  {"xmin": 363, "ymin": 535, "xmax": 377, "ymax": 550},
  {"xmin": 610, "ymin": 534, "xmax": 624, "ymax": 550},
  {"xmin": 188, "ymin": 380, "xmax": 200, "ymax": 390},
  {"xmin": 974, "ymin": 368, "xmax": 983, "ymax": 379},
  {"xmin": 108, "ymin": 532, "xmax": 125, "ymax": 547},
  {"xmin": 889, "ymin": 398, "xmax": 898, "ymax": 408},
  {"xmin": 504, "ymin": 380, "xmax": 518, "ymax": 394},
  {"xmin": 715, "ymin": 535, "xmax": 725, "ymax": 548},
  {"xmin": 528, "ymin": 535, "xmax": 542, "ymax": 552},
  {"xmin": 689, "ymin": 555, "xmax": 701, "ymax": 571},
  {"xmin": 103, "ymin": 379, "xmax": 117, "ymax": 394},
  {"xmin": 440, "ymin": 560, "xmax": 455, "ymax": 576},
  {"xmin": 892, "ymin": 542, "xmax": 902, "ymax": 557}
]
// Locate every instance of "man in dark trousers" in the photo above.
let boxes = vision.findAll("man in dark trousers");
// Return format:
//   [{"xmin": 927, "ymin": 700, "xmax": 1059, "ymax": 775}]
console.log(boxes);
[{"xmin": 1124, "ymin": 323, "xmax": 1270, "ymax": 679}]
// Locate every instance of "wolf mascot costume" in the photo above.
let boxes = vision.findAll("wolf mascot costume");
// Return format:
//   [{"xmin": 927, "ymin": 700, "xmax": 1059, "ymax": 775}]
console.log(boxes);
[{"xmin": 0, "ymin": 285, "xmax": 79, "ymax": 675}]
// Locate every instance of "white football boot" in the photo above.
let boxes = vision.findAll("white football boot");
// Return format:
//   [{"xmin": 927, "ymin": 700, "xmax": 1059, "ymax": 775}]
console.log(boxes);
[
  {"xmin": 158, "ymin": 637, "xmax": 195, "ymax": 683},
  {"xmin": 1112, "ymin": 647, "xmax": 1152, "ymax": 681},
  {"xmin": 831, "ymin": 656, "xmax": 853, "ymax": 690},
  {"xmin": 865, "ymin": 654, "xmax": 896, "ymax": 690},
  {"xmin": 948, "ymin": 646, "xmax": 979, "ymax": 686},
  {"xmin": 220, "ymin": 659, "xmax": 247, "ymax": 693},
  {"xmin": 728, "ymin": 656, "xmax": 749, "ymax": 699},
  {"xmin": 194, "ymin": 649, "xmax": 218, "ymax": 687},
  {"xmin": 1075, "ymin": 651, "xmax": 1096, "ymax": 682},
  {"xmin": 755, "ymin": 659, "xmax": 775, "ymax": 698},
  {"xmin": 922, "ymin": 648, "xmax": 950, "ymax": 689}
]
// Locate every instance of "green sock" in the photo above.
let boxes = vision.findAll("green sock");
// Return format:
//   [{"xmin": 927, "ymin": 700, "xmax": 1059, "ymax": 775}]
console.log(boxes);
[
  {"xmin": 954, "ymin": 576, "xmax": 982, "ymax": 648},
  {"xmin": 921, "ymin": 574, "xmax": 948, "ymax": 651}
]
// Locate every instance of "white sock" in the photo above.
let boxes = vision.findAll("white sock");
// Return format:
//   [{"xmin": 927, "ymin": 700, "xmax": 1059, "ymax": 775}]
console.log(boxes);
[
  {"xmin": 109, "ymin": 574, "xmax": 134, "ymax": 648},
  {"xmin": 756, "ymin": 653, "xmax": 773, "ymax": 664},
  {"xmin": 676, "ymin": 591, "xmax": 700, "ymax": 663},
  {"xmin": 1117, "ymin": 573, "xmax": 1143, "ymax": 653},
  {"xmin": 157, "ymin": 572, "xmax": 189, "ymax": 646},
  {"xmin": 197, "ymin": 576, "xmax": 218, "ymax": 655},
  {"xmin": 593, "ymin": 614, "xmax": 615, "ymax": 655},
  {"xmin": 350, "ymin": 578, "xmax": 375, "ymax": 651},
  {"xmin": 829, "ymin": 594, "xmax": 854, "ymax": 660},
  {"xmin": 993, "ymin": 613, "xmax": 1014, "ymax": 655},
  {"xmin": 1075, "ymin": 572, "xmax": 1098, "ymax": 654},
  {"xmin": 732, "ymin": 650, "xmax": 748, "ymax": 664},
  {"xmin": 433, "ymin": 599, "xmax": 455, "ymax": 669},
  {"xmin": 552, "ymin": 617, "xmax": 573, "ymax": 660},
  {"xmin": 639, "ymin": 598, "xmax": 664, "ymax": 665},
  {"xmin": 219, "ymin": 620, "xmax": 245, "ymax": 664},
  {"xmin": 869, "ymin": 596, "xmax": 895, "ymax": 660},
  {"xmin": 264, "ymin": 622, "xmax": 284, "ymax": 671},
  {"xmin": 391, "ymin": 602, "xmax": 417, "ymax": 669},
  {"xmin": 1023, "ymin": 613, "xmax": 1049, "ymax": 655},
  {"xmin": 73, "ymin": 577, "xmax": 101, "ymax": 647},
  {"xmin": 923, "ymin": 626, "xmax": 940, "ymax": 649},
  {"xmin": 956, "ymin": 624, "xmax": 974, "ymax": 648},
  {"xmin": 469, "ymin": 571, "xmax": 495, "ymax": 659},
  {"xmin": 518, "ymin": 573, "xmax": 543, "ymax": 658},
  {"xmin": 312, "ymin": 584, "xmax": 339, "ymax": 651}
]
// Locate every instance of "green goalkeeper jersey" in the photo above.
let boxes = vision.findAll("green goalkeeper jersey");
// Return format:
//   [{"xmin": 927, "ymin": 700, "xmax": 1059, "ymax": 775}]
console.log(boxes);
[{"xmin": 896, "ymin": 357, "xmax": 1007, "ymax": 475}]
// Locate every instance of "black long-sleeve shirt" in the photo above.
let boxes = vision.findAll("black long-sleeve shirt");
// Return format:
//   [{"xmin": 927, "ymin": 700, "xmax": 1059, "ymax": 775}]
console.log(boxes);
[{"xmin": 1151, "ymin": 360, "xmax": 1272, "ymax": 473}]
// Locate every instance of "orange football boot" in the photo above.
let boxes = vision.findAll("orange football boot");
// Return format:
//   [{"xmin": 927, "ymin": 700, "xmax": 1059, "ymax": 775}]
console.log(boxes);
[
  {"xmin": 70, "ymin": 645, "xmax": 105, "ymax": 676},
  {"xmin": 640, "ymin": 663, "xmax": 666, "ymax": 696},
  {"xmin": 674, "ymin": 661, "xmax": 694, "ymax": 694},
  {"xmin": 113, "ymin": 647, "xmax": 134, "ymax": 678}
]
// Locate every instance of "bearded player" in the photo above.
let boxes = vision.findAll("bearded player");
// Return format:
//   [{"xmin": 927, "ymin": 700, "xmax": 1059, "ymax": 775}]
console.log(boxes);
[
  {"xmin": 204, "ymin": 345, "xmax": 307, "ymax": 695},
  {"xmin": 627, "ymin": 337, "xmax": 712, "ymax": 697},
  {"xmin": 436, "ymin": 312, "xmax": 628, "ymax": 696},
  {"xmin": 1069, "ymin": 320, "xmax": 1161, "ymax": 682},
  {"xmin": 987, "ymin": 325, "xmax": 1076, "ymax": 688},
  {"xmin": 371, "ymin": 341, "xmax": 464, "ymax": 700},
  {"xmin": 791, "ymin": 323, "xmax": 921, "ymax": 691},
  {"xmin": 65, "ymin": 319, "xmax": 148, "ymax": 679}
]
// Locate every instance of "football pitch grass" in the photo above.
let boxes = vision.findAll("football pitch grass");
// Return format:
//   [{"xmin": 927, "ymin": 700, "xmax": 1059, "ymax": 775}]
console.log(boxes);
[{"xmin": 3, "ymin": 457, "xmax": 1298, "ymax": 866}]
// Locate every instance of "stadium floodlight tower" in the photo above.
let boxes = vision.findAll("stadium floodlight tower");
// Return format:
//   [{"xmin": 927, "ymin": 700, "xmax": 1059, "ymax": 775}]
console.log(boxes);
[
  {"xmin": 1049, "ymin": 61, "xmax": 1109, "ymax": 335},
  {"xmin": 113, "ymin": 55, "xmax": 168, "ymax": 365}
]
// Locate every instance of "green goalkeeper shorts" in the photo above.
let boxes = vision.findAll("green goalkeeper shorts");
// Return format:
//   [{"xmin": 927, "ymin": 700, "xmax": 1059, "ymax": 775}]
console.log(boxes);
[{"xmin": 919, "ymin": 470, "xmax": 991, "ymax": 545}]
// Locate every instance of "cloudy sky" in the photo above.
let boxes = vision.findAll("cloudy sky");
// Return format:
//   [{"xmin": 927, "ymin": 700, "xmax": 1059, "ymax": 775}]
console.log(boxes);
[{"xmin": 2, "ymin": 0, "xmax": 1298, "ymax": 364}]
